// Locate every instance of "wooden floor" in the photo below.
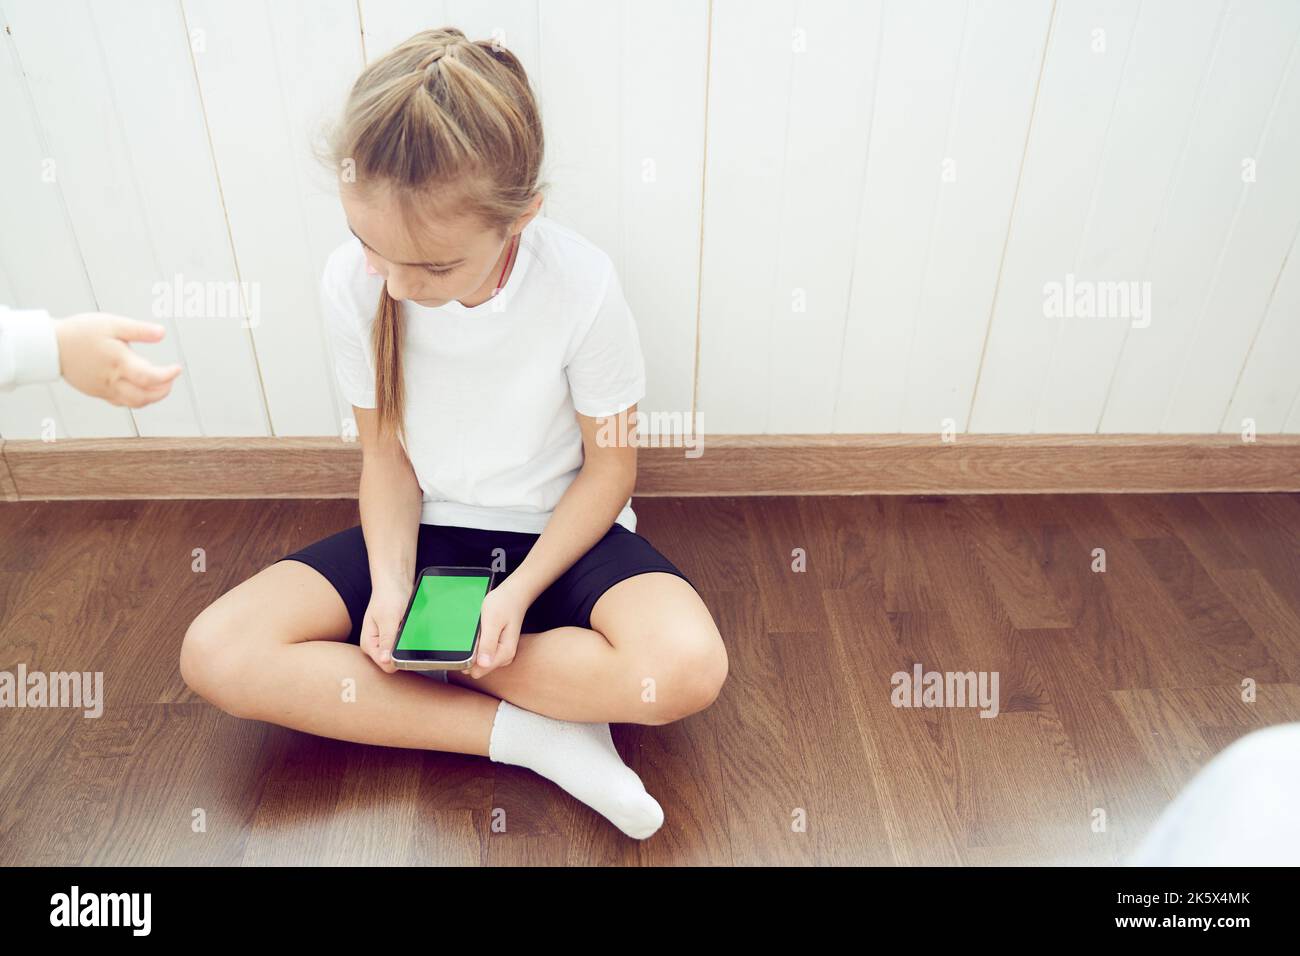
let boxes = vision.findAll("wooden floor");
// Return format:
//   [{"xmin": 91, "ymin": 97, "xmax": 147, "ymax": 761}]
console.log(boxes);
[{"xmin": 1, "ymin": 493, "xmax": 1298, "ymax": 865}]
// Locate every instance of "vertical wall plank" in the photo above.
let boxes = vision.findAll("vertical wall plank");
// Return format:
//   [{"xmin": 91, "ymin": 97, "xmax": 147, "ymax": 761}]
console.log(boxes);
[
  {"xmin": 0, "ymin": 1, "xmax": 134, "ymax": 439},
  {"xmin": 1033, "ymin": 0, "xmax": 1224, "ymax": 433},
  {"xmin": 622, "ymin": 0, "xmax": 707, "ymax": 428},
  {"xmin": 767, "ymin": 0, "xmax": 880, "ymax": 433},
  {"xmin": 536, "ymin": 0, "xmax": 622, "ymax": 263},
  {"xmin": 264, "ymin": 0, "xmax": 367, "ymax": 436},
  {"xmin": 969, "ymin": 0, "xmax": 1142, "ymax": 433},
  {"xmin": 536, "ymin": 0, "xmax": 704, "ymax": 431},
  {"xmin": 90, "ymin": 0, "xmax": 270, "ymax": 436},
  {"xmin": 898, "ymin": 0, "xmax": 1052, "ymax": 434},
  {"xmin": 697, "ymin": 0, "xmax": 797, "ymax": 433},
  {"xmin": 183, "ymin": 0, "xmax": 343, "ymax": 436},
  {"xmin": 1224, "ymin": 229, "xmax": 1300, "ymax": 433},
  {"xmin": 1162, "ymin": 29, "xmax": 1300, "ymax": 431},
  {"xmin": 1100, "ymin": 0, "xmax": 1300, "ymax": 432},
  {"xmin": 4, "ymin": 0, "xmax": 202, "ymax": 436},
  {"xmin": 834, "ymin": 0, "xmax": 967, "ymax": 433},
  {"xmin": 0, "ymin": 11, "xmax": 67, "ymax": 440}
]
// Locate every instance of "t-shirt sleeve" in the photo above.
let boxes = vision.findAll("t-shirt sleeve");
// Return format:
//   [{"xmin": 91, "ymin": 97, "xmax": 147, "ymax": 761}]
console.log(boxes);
[
  {"xmin": 320, "ymin": 254, "xmax": 377, "ymax": 410},
  {"xmin": 564, "ymin": 263, "xmax": 647, "ymax": 418},
  {"xmin": 0, "ymin": 306, "xmax": 60, "ymax": 391}
]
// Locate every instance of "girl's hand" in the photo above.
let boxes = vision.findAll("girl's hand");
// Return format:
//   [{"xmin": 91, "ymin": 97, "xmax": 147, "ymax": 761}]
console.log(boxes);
[
  {"xmin": 465, "ymin": 581, "xmax": 529, "ymax": 679},
  {"xmin": 360, "ymin": 580, "xmax": 413, "ymax": 674},
  {"xmin": 55, "ymin": 313, "xmax": 183, "ymax": 407}
]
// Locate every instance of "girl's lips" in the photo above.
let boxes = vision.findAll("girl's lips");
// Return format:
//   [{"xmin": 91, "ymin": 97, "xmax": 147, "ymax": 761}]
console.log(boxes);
[{"xmin": 364, "ymin": 262, "xmax": 379, "ymax": 275}]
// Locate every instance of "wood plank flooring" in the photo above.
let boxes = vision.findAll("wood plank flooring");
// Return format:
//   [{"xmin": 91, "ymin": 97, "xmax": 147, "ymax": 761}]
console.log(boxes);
[{"xmin": 1, "ymin": 493, "xmax": 1297, "ymax": 865}]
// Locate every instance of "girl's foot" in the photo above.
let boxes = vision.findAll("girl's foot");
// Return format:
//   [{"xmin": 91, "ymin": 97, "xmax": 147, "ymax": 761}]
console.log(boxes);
[{"xmin": 487, "ymin": 699, "xmax": 664, "ymax": 839}]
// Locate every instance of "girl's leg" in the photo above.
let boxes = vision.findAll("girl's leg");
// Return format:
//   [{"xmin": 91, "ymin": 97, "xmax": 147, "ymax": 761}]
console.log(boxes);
[
  {"xmin": 180, "ymin": 560, "xmax": 499, "ymax": 755},
  {"xmin": 181, "ymin": 559, "xmax": 669, "ymax": 839},
  {"xmin": 447, "ymin": 571, "xmax": 728, "ymax": 725}
]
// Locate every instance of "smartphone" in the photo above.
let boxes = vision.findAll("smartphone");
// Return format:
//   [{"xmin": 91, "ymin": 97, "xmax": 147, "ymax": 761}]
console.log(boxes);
[{"xmin": 391, "ymin": 566, "xmax": 496, "ymax": 671}]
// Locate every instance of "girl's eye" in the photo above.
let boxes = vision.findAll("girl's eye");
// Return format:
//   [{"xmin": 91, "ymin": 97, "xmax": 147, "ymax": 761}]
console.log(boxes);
[{"xmin": 357, "ymin": 236, "xmax": 452, "ymax": 276}]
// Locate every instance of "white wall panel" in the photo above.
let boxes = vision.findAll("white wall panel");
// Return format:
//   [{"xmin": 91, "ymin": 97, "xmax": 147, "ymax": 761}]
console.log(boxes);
[
  {"xmin": 835, "ymin": 0, "xmax": 970, "ymax": 433},
  {"xmin": 91, "ymin": 0, "xmax": 270, "ymax": 436},
  {"xmin": 1164, "ymin": 27, "xmax": 1300, "ymax": 432},
  {"xmin": 969, "ymin": 0, "xmax": 1142, "ymax": 433},
  {"xmin": 1100, "ymin": 0, "xmax": 1300, "ymax": 432},
  {"xmin": 620, "ymin": 0, "xmax": 707, "ymax": 428},
  {"xmin": 265, "ymin": 0, "xmax": 366, "ymax": 436},
  {"xmin": 697, "ymin": 0, "xmax": 801, "ymax": 433},
  {"xmin": 1225, "ymin": 229, "xmax": 1300, "ymax": 433},
  {"xmin": 898, "ymin": 0, "xmax": 1051, "ymax": 434},
  {"xmin": 1, "ymin": 0, "xmax": 1297, "ymax": 440},
  {"xmin": 1034, "ymin": 0, "xmax": 1224, "ymax": 433},
  {"xmin": 4, "ymin": 0, "xmax": 204, "ymax": 436},
  {"xmin": 0, "ymin": 1, "xmax": 135, "ymax": 439},
  {"xmin": 182, "ymin": 0, "xmax": 341, "ymax": 436},
  {"xmin": 769, "ymin": 0, "xmax": 880, "ymax": 434}
]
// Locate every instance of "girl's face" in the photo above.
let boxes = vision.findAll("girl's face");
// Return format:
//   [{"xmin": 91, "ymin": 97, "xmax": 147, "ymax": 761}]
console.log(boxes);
[{"xmin": 341, "ymin": 185, "xmax": 526, "ymax": 308}]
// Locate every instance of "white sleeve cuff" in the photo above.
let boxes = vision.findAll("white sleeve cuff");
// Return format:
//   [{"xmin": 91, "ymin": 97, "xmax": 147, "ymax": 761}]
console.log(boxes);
[
  {"xmin": 0, "ymin": 308, "xmax": 61, "ymax": 389},
  {"xmin": 572, "ymin": 378, "xmax": 646, "ymax": 419}
]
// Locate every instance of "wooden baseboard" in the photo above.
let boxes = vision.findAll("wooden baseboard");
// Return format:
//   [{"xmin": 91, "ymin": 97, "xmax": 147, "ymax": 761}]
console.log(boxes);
[
  {"xmin": 1, "ymin": 434, "xmax": 1297, "ymax": 500},
  {"xmin": 0, "ymin": 440, "xmax": 18, "ymax": 501}
]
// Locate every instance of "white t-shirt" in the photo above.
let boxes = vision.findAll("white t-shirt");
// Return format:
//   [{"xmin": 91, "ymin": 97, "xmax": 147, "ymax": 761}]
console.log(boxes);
[{"xmin": 321, "ymin": 213, "xmax": 646, "ymax": 534}]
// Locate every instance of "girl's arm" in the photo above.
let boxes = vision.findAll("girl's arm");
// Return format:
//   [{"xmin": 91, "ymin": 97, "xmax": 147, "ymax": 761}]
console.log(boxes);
[
  {"xmin": 353, "ymin": 404, "xmax": 423, "ymax": 672},
  {"xmin": 506, "ymin": 404, "xmax": 639, "ymax": 605},
  {"xmin": 467, "ymin": 404, "xmax": 638, "ymax": 677}
]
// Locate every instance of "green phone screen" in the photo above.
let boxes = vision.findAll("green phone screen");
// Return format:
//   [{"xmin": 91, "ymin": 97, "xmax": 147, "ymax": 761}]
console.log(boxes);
[{"xmin": 396, "ymin": 573, "xmax": 491, "ymax": 652}]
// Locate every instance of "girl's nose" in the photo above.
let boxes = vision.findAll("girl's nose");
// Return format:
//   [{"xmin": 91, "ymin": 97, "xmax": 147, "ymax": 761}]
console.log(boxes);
[{"xmin": 385, "ymin": 273, "xmax": 415, "ymax": 301}]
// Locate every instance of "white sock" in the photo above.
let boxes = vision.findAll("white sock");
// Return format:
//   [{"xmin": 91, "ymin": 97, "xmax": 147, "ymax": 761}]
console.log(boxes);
[{"xmin": 487, "ymin": 699, "xmax": 664, "ymax": 840}]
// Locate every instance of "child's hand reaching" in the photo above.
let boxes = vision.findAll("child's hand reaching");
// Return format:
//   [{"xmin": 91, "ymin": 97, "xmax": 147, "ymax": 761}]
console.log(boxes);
[
  {"xmin": 465, "ymin": 581, "xmax": 528, "ymax": 679},
  {"xmin": 55, "ymin": 312, "xmax": 182, "ymax": 408}
]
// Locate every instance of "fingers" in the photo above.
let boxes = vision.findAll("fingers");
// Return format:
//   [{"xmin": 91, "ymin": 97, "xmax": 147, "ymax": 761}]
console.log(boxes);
[
  {"xmin": 374, "ymin": 625, "xmax": 399, "ymax": 674},
  {"xmin": 109, "ymin": 316, "xmax": 167, "ymax": 343},
  {"xmin": 360, "ymin": 615, "xmax": 385, "ymax": 668},
  {"xmin": 111, "ymin": 378, "xmax": 175, "ymax": 409},
  {"xmin": 119, "ymin": 349, "xmax": 182, "ymax": 388},
  {"xmin": 466, "ymin": 620, "xmax": 518, "ymax": 679},
  {"xmin": 495, "ymin": 630, "xmax": 519, "ymax": 669},
  {"xmin": 360, "ymin": 609, "xmax": 401, "ymax": 674},
  {"xmin": 474, "ymin": 621, "xmax": 502, "ymax": 673}
]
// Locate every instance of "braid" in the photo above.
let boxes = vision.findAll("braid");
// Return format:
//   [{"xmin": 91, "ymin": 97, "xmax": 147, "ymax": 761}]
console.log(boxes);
[{"xmin": 417, "ymin": 37, "xmax": 464, "ymax": 73}]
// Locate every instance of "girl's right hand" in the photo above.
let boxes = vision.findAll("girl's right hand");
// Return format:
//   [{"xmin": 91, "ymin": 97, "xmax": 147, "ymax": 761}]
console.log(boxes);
[{"xmin": 360, "ymin": 580, "xmax": 413, "ymax": 673}]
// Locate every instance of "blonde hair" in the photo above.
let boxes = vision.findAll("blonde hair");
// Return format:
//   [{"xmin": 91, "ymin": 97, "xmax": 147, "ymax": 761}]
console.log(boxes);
[{"xmin": 326, "ymin": 27, "xmax": 546, "ymax": 444}]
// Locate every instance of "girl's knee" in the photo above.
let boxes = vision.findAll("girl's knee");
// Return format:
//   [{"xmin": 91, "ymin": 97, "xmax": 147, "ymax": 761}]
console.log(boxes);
[
  {"xmin": 627, "ymin": 628, "xmax": 728, "ymax": 725},
  {"xmin": 179, "ymin": 605, "xmax": 256, "ymax": 717}
]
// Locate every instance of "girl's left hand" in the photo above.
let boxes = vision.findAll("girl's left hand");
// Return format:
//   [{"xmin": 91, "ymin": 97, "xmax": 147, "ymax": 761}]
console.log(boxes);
[{"xmin": 465, "ymin": 581, "xmax": 529, "ymax": 679}]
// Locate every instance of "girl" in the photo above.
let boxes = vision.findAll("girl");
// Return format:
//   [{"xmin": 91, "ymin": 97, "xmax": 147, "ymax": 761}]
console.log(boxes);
[{"xmin": 180, "ymin": 28, "xmax": 728, "ymax": 840}]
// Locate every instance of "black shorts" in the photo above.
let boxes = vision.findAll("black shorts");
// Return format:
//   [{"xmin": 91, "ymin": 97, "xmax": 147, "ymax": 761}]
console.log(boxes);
[{"xmin": 273, "ymin": 521, "xmax": 697, "ymax": 644}]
